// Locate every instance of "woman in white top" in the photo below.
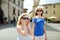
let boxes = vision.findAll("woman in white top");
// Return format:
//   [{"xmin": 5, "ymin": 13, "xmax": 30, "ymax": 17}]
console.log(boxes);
[{"xmin": 17, "ymin": 13, "xmax": 32, "ymax": 40}]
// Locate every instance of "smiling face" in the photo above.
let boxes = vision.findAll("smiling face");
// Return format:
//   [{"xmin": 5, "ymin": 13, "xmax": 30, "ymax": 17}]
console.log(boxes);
[{"xmin": 36, "ymin": 8, "xmax": 43, "ymax": 16}]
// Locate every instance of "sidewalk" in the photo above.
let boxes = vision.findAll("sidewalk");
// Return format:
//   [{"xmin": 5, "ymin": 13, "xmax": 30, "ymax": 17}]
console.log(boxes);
[
  {"xmin": 0, "ymin": 24, "xmax": 17, "ymax": 40},
  {"xmin": 45, "ymin": 23, "xmax": 60, "ymax": 40},
  {"xmin": 0, "ymin": 23, "xmax": 60, "ymax": 40},
  {"xmin": 45, "ymin": 23, "xmax": 60, "ymax": 31},
  {"xmin": 0, "ymin": 24, "xmax": 16, "ymax": 30}
]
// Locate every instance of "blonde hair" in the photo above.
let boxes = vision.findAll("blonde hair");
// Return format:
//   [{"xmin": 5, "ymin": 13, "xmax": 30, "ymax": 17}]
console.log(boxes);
[
  {"xmin": 35, "ymin": 6, "xmax": 44, "ymax": 12},
  {"xmin": 35, "ymin": 6, "xmax": 44, "ymax": 16},
  {"xmin": 17, "ymin": 13, "xmax": 30, "ymax": 25}
]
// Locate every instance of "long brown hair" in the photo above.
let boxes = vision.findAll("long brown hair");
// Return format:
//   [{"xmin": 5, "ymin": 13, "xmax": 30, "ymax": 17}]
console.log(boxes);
[
  {"xmin": 35, "ymin": 6, "xmax": 44, "ymax": 16},
  {"xmin": 35, "ymin": 10, "xmax": 43, "ymax": 16}
]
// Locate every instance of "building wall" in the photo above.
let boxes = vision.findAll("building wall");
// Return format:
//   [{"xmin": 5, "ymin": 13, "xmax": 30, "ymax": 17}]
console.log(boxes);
[
  {"xmin": 1, "ymin": 0, "xmax": 8, "ymax": 20},
  {"xmin": 1, "ymin": 0, "xmax": 24, "ymax": 23},
  {"xmin": 43, "ymin": 4, "xmax": 52, "ymax": 17},
  {"xmin": 42, "ymin": 3, "xmax": 60, "ymax": 18},
  {"xmin": 31, "ymin": 0, "xmax": 40, "ymax": 17},
  {"xmin": 55, "ymin": 4, "xmax": 60, "ymax": 17}
]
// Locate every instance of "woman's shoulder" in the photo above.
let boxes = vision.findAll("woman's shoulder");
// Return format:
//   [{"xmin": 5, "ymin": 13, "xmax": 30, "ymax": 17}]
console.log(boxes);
[
  {"xmin": 33, "ymin": 16, "xmax": 38, "ymax": 19},
  {"xmin": 33, "ymin": 16, "xmax": 44, "ymax": 18},
  {"xmin": 41, "ymin": 17, "xmax": 45, "ymax": 18},
  {"xmin": 41, "ymin": 17, "xmax": 45, "ymax": 19},
  {"xmin": 17, "ymin": 25, "xmax": 22, "ymax": 28}
]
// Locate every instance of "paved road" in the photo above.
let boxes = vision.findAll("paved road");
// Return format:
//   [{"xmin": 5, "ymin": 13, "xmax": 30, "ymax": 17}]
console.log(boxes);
[
  {"xmin": 0, "ymin": 23, "xmax": 60, "ymax": 40},
  {"xmin": 45, "ymin": 23, "xmax": 60, "ymax": 40},
  {"xmin": 0, "ymin": 24, "xmax": 17, "ymax": 40}
]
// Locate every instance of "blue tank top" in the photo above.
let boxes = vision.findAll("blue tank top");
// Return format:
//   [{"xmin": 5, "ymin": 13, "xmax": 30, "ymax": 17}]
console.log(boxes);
[{"xmin": 32, "ymin": 18, "xmax": 45, "ymax": 36}]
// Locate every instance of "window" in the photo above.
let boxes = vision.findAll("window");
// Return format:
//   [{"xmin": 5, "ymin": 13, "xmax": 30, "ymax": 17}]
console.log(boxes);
[
  {"xmin": 18, "ymin": 0, "xmax": 20, "ymax": 6},
  {"xmin": 0, "ymin": 0, "xmax": 2, "ymax": 5},
  {"xmin": 45, "ymin": 11, "xmax": 48, "ymax": 14},
  {"xmin": 21, "ymin": 2, "xmax": 23, "ymax": 9},
  {"xmin": 13, "ymin": 8, "xmax": 15, "ymax": 15},
  {"xmin": 13, "ymin": 0, "xmax": 15, "ymax": 4},
  {"xmin": 45, "ymin": 6, "xmax": 48, "ymax": 9},
  {"xmin": 22, "ymin": 0, "xmax": 24, "ymax": 1},
  {"xmin": 53, "ymin": 5, "xmax": 55, "ymax": 8},
  {"xmin": 53, "ymin": 11, "xmax": 55, "ymax": 15},
  {"xmin": 18, "ymin": 10, "xmax": 20, "ymax": 16}
]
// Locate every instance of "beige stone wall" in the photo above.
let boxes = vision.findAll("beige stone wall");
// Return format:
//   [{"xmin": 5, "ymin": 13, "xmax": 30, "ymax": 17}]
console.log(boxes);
[
  {"xmin": 1, "ymin": 0, "xmax": 24, "ymax": 23},
  {"xmin": 32, "ymin": 0, "xmax": 40, "ymax": 17},
  {"xmin": 42, "ymin": 3, "xmax": 60, "ymax": 18},
  {"xmin": 1, "ymin": 0, "xmax": 8, "ymax": 20},
  {"xmin": 55, "ymin": 4, "xmax": 60, "ymax": 17},
  {"xmin": 43, "ymin": 5, "xmax": 52, "ymax": 17}
]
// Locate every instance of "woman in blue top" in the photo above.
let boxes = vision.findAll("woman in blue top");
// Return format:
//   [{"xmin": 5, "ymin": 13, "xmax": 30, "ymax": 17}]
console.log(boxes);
[{"xmin": 32, "ymin": 6, "xmax": 47, "ymax": 40}]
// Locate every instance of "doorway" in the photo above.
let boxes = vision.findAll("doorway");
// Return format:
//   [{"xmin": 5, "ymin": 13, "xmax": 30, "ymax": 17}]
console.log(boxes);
[{"xmin": 0, "ymin": 7, "xmax": 4, "ymax": 24}]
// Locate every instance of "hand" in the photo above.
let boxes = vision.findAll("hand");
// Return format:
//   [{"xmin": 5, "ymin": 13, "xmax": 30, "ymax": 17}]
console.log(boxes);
[
  {"xmin": 27, "ymin": 22, "xmax": 30, "ymax": 26},
  {"xmin": 45, "ymin": 36, "xmax": 47, "ymax": 40},
  {"xmin": 32, "ymin": 36, "xmax": 35, "ymax": 40}
]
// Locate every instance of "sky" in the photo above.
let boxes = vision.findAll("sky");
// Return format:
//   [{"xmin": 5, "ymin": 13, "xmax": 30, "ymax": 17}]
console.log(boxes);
[
  {"xmin": 24, "ymin": 0, "xmax": 60, "ymax": 13},
  {"xmin": 40, "ymin": 0, "xmax": 60, "ymax": 5},
  {"xmin": 23, "ymin": 0, "xmax": 33, "ymax": 13}
]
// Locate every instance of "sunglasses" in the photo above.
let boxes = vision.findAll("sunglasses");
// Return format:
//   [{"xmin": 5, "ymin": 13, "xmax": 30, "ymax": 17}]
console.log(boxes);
[
  {"xmin": 37, "ymin": 10, "xmax": 43, "ymax": 11},
  {"xmin": 22, "ymin": 17, "xmax": 30, "ymax": 20}
]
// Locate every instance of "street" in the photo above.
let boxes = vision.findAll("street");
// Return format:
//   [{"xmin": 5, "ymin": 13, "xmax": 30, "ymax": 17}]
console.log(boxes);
[
  {"xmin": 0, "ymin": 23, "xmax": 60, "ymax": 40},
  {"xmin": 45, "ymin": 23, "xmax": 60, "ymax": 40},
  {"xmin": 0, "ymin": 24, "xmax": 17, "ymax": 40}
]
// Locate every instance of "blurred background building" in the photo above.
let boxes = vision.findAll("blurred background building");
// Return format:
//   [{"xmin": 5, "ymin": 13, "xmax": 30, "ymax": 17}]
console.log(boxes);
[
  {"xmin": 39, "ymin": 0, "xmax": 60, "ymax": 23},
  {"xmin": 29, "ymin": 0, "xmax": 60, "ymax": 19},
  {"xmin": 23, "ymin": 8, "xmax": 28, "ymax": 13},
  {"xmin": 29, "ymin": 0, "xmax": 40, "ymax": 18},
  {"xmin": 0, "ymin": 0, "xmax": 24, "ymax": 24},
  {"xmin": 39, "ymin": 0, "xmax": 60, "ymax": 18},
  {"xmin": 0, "ymin": 0, "xmax": 60, "ymax": 24}
]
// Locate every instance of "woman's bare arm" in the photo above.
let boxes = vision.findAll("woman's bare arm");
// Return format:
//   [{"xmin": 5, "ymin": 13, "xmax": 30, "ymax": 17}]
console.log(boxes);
[
  {"xmin": 44, "ymin": 26, "xmax": 47, "ymax": 40},
  {"xmin": 32, "ymin": 23, "xmax": 35, "ymax": 40},
  {"xmin": 27, "ymin": 23, "xmax": 32, "ymax": 35},
  {"xmin": 44, "ymin": 27, "xmax": 47, "ymax": 36}
]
